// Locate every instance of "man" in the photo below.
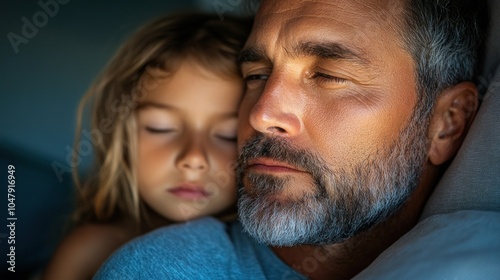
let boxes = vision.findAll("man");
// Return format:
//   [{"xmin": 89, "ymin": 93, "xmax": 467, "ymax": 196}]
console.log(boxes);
[{"xmin": 94, "ymin": 0, "xmax": 487, "ymax": 279}]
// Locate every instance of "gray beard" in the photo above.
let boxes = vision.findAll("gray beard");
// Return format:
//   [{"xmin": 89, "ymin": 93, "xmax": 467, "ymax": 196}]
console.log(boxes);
[{"xmin": 236, "ymin": 109, "xmax": 430, "ymax": 246}]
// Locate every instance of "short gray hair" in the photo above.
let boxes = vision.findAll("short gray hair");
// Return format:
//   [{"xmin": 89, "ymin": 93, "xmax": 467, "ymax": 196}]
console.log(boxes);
[{"xmin": 400, "ymin": 0, "xmax": 488, "ymax": 116}]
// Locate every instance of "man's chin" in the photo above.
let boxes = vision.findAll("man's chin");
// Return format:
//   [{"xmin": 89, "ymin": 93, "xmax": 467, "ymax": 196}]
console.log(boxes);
[
  {"xmin": 242, "ymin": 173, "xmax": 318, "ymax": 201},
  {"xmin": 238, "ymin": 191, "xmax": 334, "ymax": 246}
]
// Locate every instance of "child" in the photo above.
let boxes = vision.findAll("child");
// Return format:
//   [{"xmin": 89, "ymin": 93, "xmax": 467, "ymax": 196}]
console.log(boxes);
[{"xmin": 43, "ymin": 12, "xmax": 252, "ymax": 280}]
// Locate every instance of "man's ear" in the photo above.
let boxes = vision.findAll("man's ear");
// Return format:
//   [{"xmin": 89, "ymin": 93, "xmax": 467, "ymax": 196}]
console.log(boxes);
[{"xmin": 428, "ymin": 82, "xmax": 478, "ymax": 165}]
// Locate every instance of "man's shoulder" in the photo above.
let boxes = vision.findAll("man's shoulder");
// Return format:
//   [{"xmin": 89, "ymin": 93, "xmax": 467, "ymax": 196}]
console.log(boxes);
[
  {"xmin": 94, "ymin": 217, "xmax": 306, "ymax": 279},
  {"xmin": 142, "ymin": 216, "xmax": 232, "ymax": 248},
  {"xmin": 94, "ymin": 217, "xmax": 240, "ymax": 279}
]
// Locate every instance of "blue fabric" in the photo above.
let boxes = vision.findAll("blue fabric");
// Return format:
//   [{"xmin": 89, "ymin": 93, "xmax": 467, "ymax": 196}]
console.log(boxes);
[
  {"xmin": 354, "ymin": 210, "xmax": 500, "ymax": 280},
  {"xmin": 93, "ymin": 217, "xmax": 305, "ymax": 279}
]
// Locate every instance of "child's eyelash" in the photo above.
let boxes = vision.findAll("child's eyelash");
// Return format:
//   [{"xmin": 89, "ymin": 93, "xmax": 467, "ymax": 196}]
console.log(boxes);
[
  {"xmin": 145, "ymin": 127, "xmax": 175, "ymax": 133},
  {"xmin": 216, "ymin": 135, "xmax": 237, "ymax": 142}
]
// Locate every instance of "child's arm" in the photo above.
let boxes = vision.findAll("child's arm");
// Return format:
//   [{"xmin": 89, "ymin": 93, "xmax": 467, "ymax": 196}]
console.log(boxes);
[{"xmin": 42, "ymin": 224, "xmax": 134, "ymax": 280}]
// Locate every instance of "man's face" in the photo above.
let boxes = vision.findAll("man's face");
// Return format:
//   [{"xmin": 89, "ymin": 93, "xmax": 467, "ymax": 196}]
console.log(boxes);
[{"xmin": 237, "ymin": 0, "xmax": 430, "ymax": 245}]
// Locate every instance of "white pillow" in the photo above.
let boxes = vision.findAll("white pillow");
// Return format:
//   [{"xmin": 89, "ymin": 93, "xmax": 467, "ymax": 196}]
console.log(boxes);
[{"xmin": 354, "ymin": 210, "xmax": 500, "ymax": 280}]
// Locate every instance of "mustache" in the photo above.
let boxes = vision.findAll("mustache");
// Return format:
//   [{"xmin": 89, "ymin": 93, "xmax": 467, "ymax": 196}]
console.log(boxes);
[{"xmin": 236, "ymin": 133, "xmax": 331, "ymax": 186}]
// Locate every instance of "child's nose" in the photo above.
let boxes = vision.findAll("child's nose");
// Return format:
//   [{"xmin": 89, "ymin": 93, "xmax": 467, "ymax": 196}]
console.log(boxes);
[{"xmin": 176, "ymin": 139, "xmax": 208, "ymax": 171}]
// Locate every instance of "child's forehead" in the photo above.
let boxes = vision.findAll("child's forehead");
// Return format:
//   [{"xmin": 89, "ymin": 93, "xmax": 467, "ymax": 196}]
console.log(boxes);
[
  {"xmin": 140, "ymin": 57, "xmax": 241, "ymax": 83},
  {"xmin": 136, "ymin": 60, "xmax": 243, "ymax": 113}
]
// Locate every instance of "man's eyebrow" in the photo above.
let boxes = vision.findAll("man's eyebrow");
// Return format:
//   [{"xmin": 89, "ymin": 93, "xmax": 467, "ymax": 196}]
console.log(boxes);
[
  {"xmin": 238, "ymin": 47, "xmax": 268, "ymax": 65},
  {"xmin": 294, "ymin": 41, "xmax": 369, "ymax": 64},
  {"xmin": 238, "ymin": 42, "xmax": 369, "ymax": 66}
]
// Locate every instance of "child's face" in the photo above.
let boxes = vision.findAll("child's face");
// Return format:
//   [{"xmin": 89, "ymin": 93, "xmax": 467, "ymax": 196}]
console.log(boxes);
[{"xmin": 135, "ymin": 61, "xmax": 242, "ymax": 222}]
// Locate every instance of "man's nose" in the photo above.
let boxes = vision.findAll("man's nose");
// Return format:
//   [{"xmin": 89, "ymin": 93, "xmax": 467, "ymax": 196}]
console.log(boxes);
[
  {"xmin": 248, "ymin": 72, "xmax": 304, "ymax": 137},
  {"xmin": 176, "ymin": 137, "xmax": 208, "ymax": 172}
]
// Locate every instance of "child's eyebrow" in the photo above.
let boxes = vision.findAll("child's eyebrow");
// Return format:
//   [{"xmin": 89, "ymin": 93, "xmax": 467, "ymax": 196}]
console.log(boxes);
[
  {"xmin": 137, "ymin": 102, "xmax": 238, "ymax": 118},
  {"xmin": 136, "ymin": 101, "xmax": 175, "ymax": 110}
]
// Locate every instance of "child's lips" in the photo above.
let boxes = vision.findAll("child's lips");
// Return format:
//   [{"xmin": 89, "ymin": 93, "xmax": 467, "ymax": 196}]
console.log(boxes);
[{"xmin": 167, "ymin": 184, "xmax": 211, "ymax": 200}]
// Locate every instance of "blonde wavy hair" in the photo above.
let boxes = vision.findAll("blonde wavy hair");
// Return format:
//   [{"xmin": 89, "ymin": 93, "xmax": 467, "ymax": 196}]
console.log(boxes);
[{"xmin": 72, "ymin": 12, "xmax": 252, "ymax": 232}]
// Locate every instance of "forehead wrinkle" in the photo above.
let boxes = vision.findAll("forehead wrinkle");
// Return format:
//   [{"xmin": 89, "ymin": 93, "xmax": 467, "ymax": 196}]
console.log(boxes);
[
  {"xmin": 263, "ymin": 0, "xmax": 404, "ymax": 32},
  {"xmin": 254, "ymin": 1, "xmax": 299, "ymax": 33},
  {"xmin": 262, "ymin": 0, "xmax": 378, "ymax": 20}
]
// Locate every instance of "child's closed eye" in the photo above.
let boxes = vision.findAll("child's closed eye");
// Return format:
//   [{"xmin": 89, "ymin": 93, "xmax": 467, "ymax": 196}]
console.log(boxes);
[
  {"xmin": 145, "ymin": 127, "xmax": 176, "ymax": 134},
  {"xmin": 215, "ymin": 134, "xmax": 237, "ymax": 142}
]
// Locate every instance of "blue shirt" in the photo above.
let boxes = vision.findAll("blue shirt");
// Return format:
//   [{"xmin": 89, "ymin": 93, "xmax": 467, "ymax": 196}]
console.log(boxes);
[{"xmin": 94, "ymin": 217, "xmax": 306, "ymax": 279}]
